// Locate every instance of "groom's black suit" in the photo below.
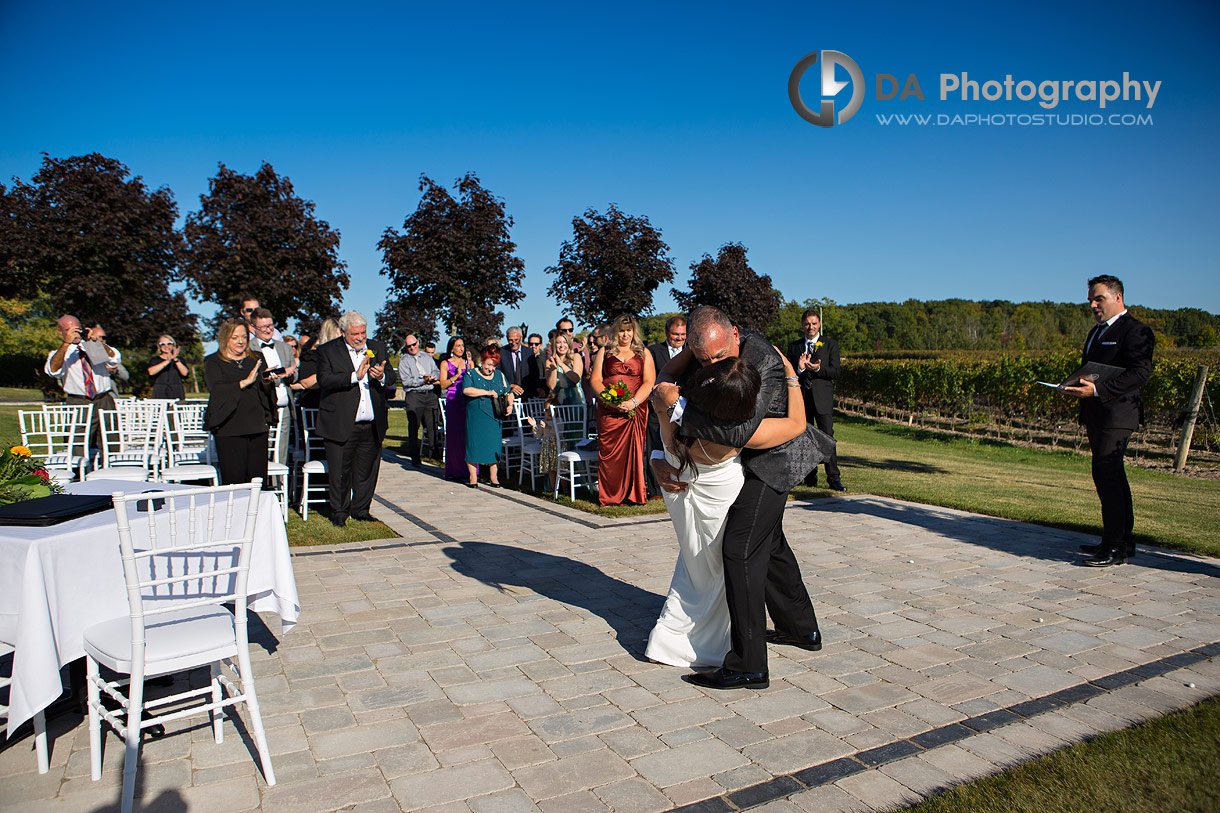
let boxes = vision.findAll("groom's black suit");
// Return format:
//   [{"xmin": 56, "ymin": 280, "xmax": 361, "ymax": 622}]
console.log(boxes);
[{"xmin": 676, "ymin": 329, "xmax": 821, "ymax": 674}]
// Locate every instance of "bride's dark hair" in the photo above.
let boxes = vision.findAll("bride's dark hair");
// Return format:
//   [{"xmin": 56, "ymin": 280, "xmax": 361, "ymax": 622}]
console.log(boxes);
[{"xmin": 669, "ymin": 357, "xmax": 761, "ymax": 477}]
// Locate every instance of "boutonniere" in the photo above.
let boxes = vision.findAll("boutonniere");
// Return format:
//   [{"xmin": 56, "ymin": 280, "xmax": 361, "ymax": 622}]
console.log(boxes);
[
  {"xmin": 365, "ymin": 349, "xmax": 376, "ymax": 359},
  {"xmin": 815, "ymin": 340, "xmax": 824, "ymax": 350}
]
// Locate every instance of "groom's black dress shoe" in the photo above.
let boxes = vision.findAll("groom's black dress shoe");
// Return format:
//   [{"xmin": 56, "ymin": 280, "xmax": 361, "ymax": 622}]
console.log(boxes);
[
  {"xmin": 766, "ymin": 629, "xmax": 823, "ymax": 652},
  {"xmin": 827, "ymin": 479, "xmax": 847, "ymax": 492},
  {"xmin": 1082, "ymin": 550, "xmax": 1127, "ymax": 567},
  {"xmin": 684, "ymin": 668, "xmax": 769, "ymax": 691}
]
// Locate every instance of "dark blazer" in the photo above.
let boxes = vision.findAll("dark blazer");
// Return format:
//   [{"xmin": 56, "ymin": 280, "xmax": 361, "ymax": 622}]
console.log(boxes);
[
  {"xmin": 499, "ymin": 344, "xmax": 541, "ymax": 395},
  {"xmin": 203, "ymin": 353, "xmax": 275, "ymax": 436},
  {"xmin": 1079, "ymin": 313, "xmax": 1155, "ymax": 431},
  {"xmin": 678, "ymin": 329, "xmax": 829, "ymax": 492},
  {"xmin": 316, "ymin": 337, "xmax": 396, "ymax": 443},
  {"xmin": 786, "ymin": 335, "xmax": 840, "ymax": 416},
  {"xmin": 646, "ymin": 341, "xmax": 681, "ymax": 432}
]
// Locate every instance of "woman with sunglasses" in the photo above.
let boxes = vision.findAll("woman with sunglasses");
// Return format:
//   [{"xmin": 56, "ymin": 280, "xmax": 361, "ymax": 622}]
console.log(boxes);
[{"xmin": 147, "ymin": 335, "xmax": 189, "ymax": 401}]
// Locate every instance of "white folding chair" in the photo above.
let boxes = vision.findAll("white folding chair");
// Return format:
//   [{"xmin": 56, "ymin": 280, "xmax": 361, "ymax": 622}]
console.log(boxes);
[
  {"xmin": 297, "ymin": 408, "xmax": 328, "ymax": 520},
  {"xmin": 551, "ymin": 403, "xmax": 599, "ymax": 501},
  {"xmin": 83, "ymin": 481, "xmax": 275, "ymax": 813},
  {"xmin": 420, "ymin": 395, "xmax": 444, "ymax": 460},
  {"xmin": 499, "ymin": 400, "xmax": 525, "ymax": 480},
  {"xmin": 1, "ymin": 643, "xmax": 49, "ymax": 773},
  {"xmin": 85, "ymin": 409, "xmax": 161, "ymax": 481},
  {"xmin": 160, "ymin": 403, "xmax": 219, "ymax": 486},
  {"xmin": 18, "ymin": 407, "xmax": 49, "ymax": 459},
  {"xmin": 517, "ymin": 399, "xmax": 548, "ymax": 489},
  {"xmin": 432, "ymin": 395, "xmax": 447, "ymax": 464},
  {"xmin": 41, "ymin": 404, "xmax": 94, "ymax": 483},
  {"xmin": 266, "ymin": 415, "xmax": 290, "ymax": 522}
]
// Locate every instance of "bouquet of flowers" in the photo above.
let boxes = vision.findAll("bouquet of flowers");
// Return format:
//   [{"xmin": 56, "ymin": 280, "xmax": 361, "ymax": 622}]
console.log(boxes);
[
  {"xmin": 599, "ymin": 379, "xmax": 637, "ymax": 417},
  {"xmin": 0, "ymin": 444, "xmax": 65, "ymax": 505}
]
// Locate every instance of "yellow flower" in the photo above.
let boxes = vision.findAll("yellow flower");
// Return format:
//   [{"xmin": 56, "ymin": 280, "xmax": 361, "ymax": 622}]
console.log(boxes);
[
  {"xmin": 365, "ymin": 349, "xmax": 376, "ymax": 358},
  {"xmin": 10, "ymin": 445, "xmax": 31, "ymax": 457},
  {"xmin": 815, "ymin": 341, "xmax": 824, "ymax": 350}
]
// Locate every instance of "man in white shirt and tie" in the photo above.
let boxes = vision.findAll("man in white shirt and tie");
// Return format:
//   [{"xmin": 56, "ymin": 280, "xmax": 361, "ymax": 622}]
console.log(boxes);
[
  {"xmin": 45, "ymin": 315, "xmax": 122, "ymax": 454},
  {"xmin": 250, "ymin": 308, "xmax": 297, "ymax": 465},
  {"xmin": 498, "ymin": 326, "xmax": 539, "ymax": 399},
  {"xmin": 316, "ymin": 311, "xmax": 396, "ymax": 527}
]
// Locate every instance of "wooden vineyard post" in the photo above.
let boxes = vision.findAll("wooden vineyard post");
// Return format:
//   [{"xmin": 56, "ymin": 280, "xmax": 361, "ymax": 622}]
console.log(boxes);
[{"xmin": 1174, "ymin": 365, "xmax": 1209, "ymax": 473}]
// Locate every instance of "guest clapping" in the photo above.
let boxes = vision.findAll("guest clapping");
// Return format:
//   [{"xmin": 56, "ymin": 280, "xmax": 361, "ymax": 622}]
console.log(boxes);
[
  {"xmin": 462, "ymin": 346, "xmax": 513, "ymax": 488},
  {"xmin": 440, "ymin": 337, "xmax": 475, "ymax": 480},
  {"xmin": 544, "ymin": 333, "xmax": 584, "ymax": 405},
  {"xmin": 147, "ymin": 335, "xmax": 189, "ymax": 401},
  {"xmin": 203, "ymin": 319, "xmax": 275, "ymax": 485},
  {"xmin": 591, "ymin": 314, "xmax": 655, "ymax": 506}
]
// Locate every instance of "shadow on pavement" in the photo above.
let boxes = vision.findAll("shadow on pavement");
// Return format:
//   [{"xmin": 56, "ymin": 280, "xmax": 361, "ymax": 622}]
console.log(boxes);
[{"xmin": 441, "ymin": 540, "xmax": 663, "ymax": 659}]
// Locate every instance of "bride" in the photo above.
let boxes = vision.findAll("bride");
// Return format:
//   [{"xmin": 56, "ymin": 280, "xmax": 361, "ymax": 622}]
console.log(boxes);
[{"xmin": 644, "ymin": 351, "xmax": 807, "ymax": 667}]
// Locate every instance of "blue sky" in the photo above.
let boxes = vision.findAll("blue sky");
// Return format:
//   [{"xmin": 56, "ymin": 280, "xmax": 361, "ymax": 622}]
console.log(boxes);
[{"xmin": 2, "ymin": 0, "xmax": 1217, "ymax": 341}]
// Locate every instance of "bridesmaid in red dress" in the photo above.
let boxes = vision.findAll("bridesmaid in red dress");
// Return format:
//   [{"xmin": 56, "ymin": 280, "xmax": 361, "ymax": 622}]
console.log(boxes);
[{"xmin": 591, "ymin": 313, "xmax": 656, "ymax": 506}]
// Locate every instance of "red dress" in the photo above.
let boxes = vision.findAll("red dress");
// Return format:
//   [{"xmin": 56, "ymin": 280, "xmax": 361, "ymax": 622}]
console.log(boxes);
[{"xmin": 597, "ymin": 351, "xmax": 649, "ymax": 506}]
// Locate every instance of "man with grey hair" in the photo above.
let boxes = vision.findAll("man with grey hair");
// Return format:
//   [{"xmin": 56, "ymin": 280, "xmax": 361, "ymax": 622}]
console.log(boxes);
[
  {"xmin": 652, "ymin": 306, "xmax": 824, "ymax": 690},
  {"xmin": 499, "ymin": 326, "xmax": 540, "ymax": 398},
  {"xmin": 45, "ymin": 315, "xmax": 122, "ymax": 453},
  {"xmin": 398, "ymin": 333, "xmax": 439, "ymax": 466},
  {"xmin": 316, "ymin": 311, "xmax": 396, "ymax": 526}
]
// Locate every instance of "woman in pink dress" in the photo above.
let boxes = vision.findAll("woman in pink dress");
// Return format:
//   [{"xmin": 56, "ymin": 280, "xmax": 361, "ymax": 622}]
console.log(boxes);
[
  {"xmin": 439, "ymin": 336, "xmax": 474, "ymax": 480},
  {"xmin": 591, "ymin": 314, "xmax": 656, "ymax": 506}
]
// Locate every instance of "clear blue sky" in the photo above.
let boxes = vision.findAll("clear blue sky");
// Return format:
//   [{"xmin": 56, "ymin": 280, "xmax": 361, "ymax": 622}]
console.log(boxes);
[{"xmin": 2, "ymin": 0, "xmax": 1217, "ymax": 341}]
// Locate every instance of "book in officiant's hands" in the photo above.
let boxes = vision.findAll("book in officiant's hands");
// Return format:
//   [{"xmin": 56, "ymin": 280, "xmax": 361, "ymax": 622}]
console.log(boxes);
[{"xmin": 1037, "ymin": 361, "xmax": 1125, "ymax": 391}]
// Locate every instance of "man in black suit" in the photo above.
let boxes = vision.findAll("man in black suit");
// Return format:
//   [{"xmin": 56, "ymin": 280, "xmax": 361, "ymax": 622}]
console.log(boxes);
[
  {"xmin": 1063, "ymin": 275, "xmax": 1154, "ymax": 567},
  {"xmin": 652, "ymin": 306, "xmax": 823, "ymax": 690},
  {"xmin": 499, "ymin": 326, "xmax": 541, "ymax": 398},
  {"xmin": 316, "ymin": 311, "xmax": 396, "ymax": 527},
  {"xmin": 645, "ymin": 316, "xmax": 686, "ymax": 496},
  {"xmin": 786, "ymin": 309, "xmax": 845, "ymax": 491}
]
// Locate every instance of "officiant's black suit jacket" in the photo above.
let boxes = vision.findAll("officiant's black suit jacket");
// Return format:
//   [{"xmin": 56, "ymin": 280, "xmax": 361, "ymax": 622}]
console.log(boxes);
[{"xmin": 1079, "ymin": 313, "xmax": 1154, "ymax": 432}]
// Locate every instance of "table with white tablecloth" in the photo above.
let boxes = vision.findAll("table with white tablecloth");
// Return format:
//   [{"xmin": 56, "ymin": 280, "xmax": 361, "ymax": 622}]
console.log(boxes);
[{"xmin": 1, "ymin": 480, "xmax": 300, "ymax": 737}]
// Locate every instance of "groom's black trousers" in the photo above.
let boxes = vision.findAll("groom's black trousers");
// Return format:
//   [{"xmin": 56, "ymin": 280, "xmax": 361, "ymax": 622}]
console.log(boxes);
[{"xmin": 721, "ymin": 476, "xmax": 820, "ymax": 674}]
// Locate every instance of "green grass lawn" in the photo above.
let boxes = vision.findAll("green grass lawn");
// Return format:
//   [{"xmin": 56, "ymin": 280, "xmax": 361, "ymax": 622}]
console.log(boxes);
[
  {"xmin": 811, "ymin": 416, "xmax": 1220, "ymax": 558},
  {"xmin": 906, "ymin": 696, "xmax": 1220, "ymax": 813}
]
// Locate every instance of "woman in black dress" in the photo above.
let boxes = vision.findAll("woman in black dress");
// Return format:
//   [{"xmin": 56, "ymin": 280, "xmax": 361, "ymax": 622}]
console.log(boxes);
[
  {"xmin": 147, "ymin": 334, "xmax": 189, "ymax": 401},
  {"xmin": 204, "ymin": 319, "xmax": 275, "ymax": 485}
]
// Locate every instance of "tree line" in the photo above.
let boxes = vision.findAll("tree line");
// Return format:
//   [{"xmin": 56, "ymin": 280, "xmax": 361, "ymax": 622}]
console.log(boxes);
[{"xmin": 2, "ymin": 152, "xmax": 1216, "ymax": 388}]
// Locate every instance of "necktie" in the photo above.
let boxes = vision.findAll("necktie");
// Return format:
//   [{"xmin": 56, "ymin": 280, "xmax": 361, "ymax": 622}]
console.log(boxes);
[
  {"xmin": 807, "ymin": 341, "xmax": 816, "ymax": 355},
  {"xmin": 80, "ymin": 351, "xmax": 96, "ymax": 398},
  {"xmin": 514, "ymin": 351, "xmax": 522, "ymax": 384},
  {"xmin": 1086, "ymin": 324, "xmax": 1107, "ymax": 355}
]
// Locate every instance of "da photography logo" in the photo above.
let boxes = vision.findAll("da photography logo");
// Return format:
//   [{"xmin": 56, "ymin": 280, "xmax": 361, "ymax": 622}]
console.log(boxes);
[{"xmin": 789, "ymin": 50, "xmax": 864, "ymax": 127}]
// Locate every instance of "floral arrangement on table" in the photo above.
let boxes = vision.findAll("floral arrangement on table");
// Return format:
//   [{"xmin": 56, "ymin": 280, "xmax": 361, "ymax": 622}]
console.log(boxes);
[
  {"xmin": 0, "ymin": 444, "xmax": 65, "ymax": 505},
  {"xmin": 599, "ymin": 378, "xmax": 637, "ymax": 417}
]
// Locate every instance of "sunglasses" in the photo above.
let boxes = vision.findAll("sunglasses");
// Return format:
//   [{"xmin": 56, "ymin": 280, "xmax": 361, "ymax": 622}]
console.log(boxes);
[
  {"xmin": 528, "ymin": 341, "xmax": 542, "ymax": 347},
  {"xmin": 405, "ymin": 342, "xmax": 418, "ymax": 348},
  {"xmin": 158, "ymin": 341, "xmax": 175, "ymax": 347}
]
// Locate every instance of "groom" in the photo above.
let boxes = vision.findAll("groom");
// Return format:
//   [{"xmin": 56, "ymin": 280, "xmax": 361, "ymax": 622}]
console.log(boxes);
[{"xmin": 652, "ymin": 306, "xmax": 822, "ymax": 690}]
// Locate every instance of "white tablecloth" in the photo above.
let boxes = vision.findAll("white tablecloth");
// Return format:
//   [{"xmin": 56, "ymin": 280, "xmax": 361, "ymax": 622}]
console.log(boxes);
[{"xmin": 1, "ymin": 481, "xmax": 300, "ymax": 737}]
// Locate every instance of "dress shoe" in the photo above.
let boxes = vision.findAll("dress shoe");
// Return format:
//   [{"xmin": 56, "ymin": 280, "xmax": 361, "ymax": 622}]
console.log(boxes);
[
  {"xmin": 1083, "ymin": 550, "xmax": 1127, "ymax": 567},
  {"xmin": 351, "ymin": 512, "xmax": 378, "ymax": 523},
  {"xmin": 827, "ymin": 479, "xmax": 847, "ymax": 492},
  {"xmin": 330, "ymin": 515, "xmax": 346, "ymax": 528},
  {"xmin": 684, "ymin": 668, "xmax": 769, "ymax": 690},
  {"xmin": 466, "ymin": 482, "xmax": 478, "ymax": 489},
  {"xmin": 766, "ymin": 629, "xmax": 823, "ymax": 651},
  {"xmin": 488, "ymin": 481, "xmax": 502, "ymax": 489},
  {"xmin": 1079, "ymin": 542, "xmax": 1102, "ymax": 554}
]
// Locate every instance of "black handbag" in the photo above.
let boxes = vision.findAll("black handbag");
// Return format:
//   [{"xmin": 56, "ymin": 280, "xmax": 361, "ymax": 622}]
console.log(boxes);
[{"xmin": 491, "ymin": 372, "xmax": 511, "ymax": 419}]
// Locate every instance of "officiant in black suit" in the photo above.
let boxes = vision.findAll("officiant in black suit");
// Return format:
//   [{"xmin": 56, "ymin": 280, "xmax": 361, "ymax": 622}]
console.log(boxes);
[
  {"xmin": 316, "ymin": 311, "xmax": 396, "ymax": 527},
  {"xmin": 786, "ymin": 309, "xmax": 844, "ymax": 491},
  {"xmin": 499, "ymin": 326, "xmax": 541, "ymax": 398},
  {"xmin": 1063, "ymin": 275, "xmax": 1154, "ymax": 567}
]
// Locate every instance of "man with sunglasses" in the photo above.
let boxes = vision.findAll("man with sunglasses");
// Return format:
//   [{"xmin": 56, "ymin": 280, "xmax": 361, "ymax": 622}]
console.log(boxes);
[
  {"xmin": 397, "ymin": 333, "xmax": 439, "ymax": 466},
  {"xmin": 241, "ymin": 296, "xmax": 283, "ymax": 341}
]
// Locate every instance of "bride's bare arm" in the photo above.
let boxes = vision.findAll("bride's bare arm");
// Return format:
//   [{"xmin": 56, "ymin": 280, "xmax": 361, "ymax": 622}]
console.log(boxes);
[{"xmin": 745, "ymin": 351, "xmax": 806, "ymax": 449}]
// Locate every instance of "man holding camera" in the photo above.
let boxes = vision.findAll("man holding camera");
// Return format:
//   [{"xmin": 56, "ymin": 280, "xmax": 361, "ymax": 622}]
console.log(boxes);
[{"xmin": 45, "ymin": 314, "xmax": 122, "ymax": 453}]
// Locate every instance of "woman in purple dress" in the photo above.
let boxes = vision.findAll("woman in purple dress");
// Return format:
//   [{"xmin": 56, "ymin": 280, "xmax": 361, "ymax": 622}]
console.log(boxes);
[{"xmin": 439, "ymin": 336, "xmax": 474, "ymax": 479}]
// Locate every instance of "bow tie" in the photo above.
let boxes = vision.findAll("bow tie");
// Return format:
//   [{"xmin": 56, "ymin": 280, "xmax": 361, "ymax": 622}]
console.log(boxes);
[{"xmin": 260, "ymin": 342, "xmax": 275, "ymax": 349}]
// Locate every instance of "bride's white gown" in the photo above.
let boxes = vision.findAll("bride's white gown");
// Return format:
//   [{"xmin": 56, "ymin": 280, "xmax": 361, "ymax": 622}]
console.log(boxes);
[{"xmin": 644, "ymin": 447, "xmax": 744, "ymax": 668}]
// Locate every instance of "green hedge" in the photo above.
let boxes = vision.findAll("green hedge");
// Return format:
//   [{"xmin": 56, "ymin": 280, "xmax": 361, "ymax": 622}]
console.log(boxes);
[{"xmin": 839, "ymin": 353, "xmax": 1217, "ymax": 422}]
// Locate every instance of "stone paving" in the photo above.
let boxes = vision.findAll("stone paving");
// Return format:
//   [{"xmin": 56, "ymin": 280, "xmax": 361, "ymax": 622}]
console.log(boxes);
[{"xmin": 3, "ymin": 448, "xmax": 1219, "ymax": 812}]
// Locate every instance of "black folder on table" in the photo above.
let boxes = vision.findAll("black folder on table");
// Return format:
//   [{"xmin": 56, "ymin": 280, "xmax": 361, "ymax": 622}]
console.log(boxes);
[
  {"xmin": 1037, "ymin": 361, "xmax": 1125, "ymax": 391},
  {"xmin": 0, "ymin": 494, "xmax": 114, "ymax": 526}
]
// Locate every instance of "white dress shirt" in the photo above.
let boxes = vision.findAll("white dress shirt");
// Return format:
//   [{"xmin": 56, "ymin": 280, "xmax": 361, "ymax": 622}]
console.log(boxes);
[
  {"xmin": 346, "ymin": 342, "xmax": 376, "ymax": 422},
  {"xmin": 44, "ymin": 344, "xmax": 122, "ymax": 397}
]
